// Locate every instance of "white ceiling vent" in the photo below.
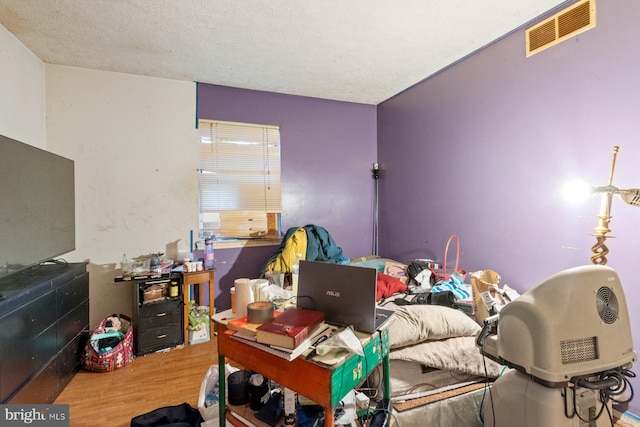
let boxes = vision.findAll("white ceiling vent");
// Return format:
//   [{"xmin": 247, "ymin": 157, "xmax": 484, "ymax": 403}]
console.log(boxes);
[{"xmin": 526, "ymin": 0, "xmax": 596, "ymax": 57}]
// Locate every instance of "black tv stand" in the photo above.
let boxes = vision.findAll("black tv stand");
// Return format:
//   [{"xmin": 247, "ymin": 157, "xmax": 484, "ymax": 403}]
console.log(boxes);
[{"xmin": 0, "ymin": 262, "xmax": 89, "ymax": 403}]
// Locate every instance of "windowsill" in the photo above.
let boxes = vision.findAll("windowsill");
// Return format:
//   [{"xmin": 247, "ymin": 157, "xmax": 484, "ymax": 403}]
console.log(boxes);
[{"xmin": 212, "ymin": 237, "xmax": 281, "ymax": 249}]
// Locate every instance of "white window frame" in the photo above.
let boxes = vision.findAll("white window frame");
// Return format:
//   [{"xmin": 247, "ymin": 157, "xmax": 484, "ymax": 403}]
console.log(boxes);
[{"xmin": 198, "ymin": 119, "xmax": 282, "ymax": 239}]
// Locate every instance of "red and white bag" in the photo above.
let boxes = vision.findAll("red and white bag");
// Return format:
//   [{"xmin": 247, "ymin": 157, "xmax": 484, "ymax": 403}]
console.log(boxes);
[{"xmin": 82, "ymin": 313, "xmax": 134, "ymax": 372}]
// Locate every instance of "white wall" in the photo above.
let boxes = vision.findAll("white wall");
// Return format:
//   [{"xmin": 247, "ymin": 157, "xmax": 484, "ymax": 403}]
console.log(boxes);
[
  {"xmin": 0, "ymin": 23, "xmax": 45, "ymax": 147},
  {"xmin": 46, "ymin": 65, "xmax": 198, "ymax": 326}
]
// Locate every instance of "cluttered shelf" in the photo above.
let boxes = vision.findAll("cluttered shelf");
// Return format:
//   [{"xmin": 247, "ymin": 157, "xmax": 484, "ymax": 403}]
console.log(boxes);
[
  {"xmin": 212, "ymin": 259, "xmax": 502, "ymax": 425},
  {"xmin": 208, "ymin": 225, "xmax": 507, "ymax": 426},
  {"xmin": 212, "ymin": 309, "xmax": 391, "ymax": 427},
  {"xmin": 114, "ymin": 263, "xmax": 215, "ymax": 355}
]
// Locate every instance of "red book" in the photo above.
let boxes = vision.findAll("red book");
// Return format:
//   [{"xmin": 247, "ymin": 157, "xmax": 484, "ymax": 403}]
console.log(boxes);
[
  {"xmin": 256, "ymin": 308, "xmax": 325, "ymax": 349},
  {"xmin": 228, "ymin": 311, "xmax": 282, "ymax": 336}
]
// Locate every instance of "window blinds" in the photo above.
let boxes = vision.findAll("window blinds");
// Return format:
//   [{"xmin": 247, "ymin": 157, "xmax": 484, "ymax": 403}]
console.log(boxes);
[{"xmin": 198, "ymin": 120, "xmax": 282, "ymax": 213}]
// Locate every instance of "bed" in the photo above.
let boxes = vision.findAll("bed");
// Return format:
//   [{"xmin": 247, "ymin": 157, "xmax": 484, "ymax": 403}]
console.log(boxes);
[
  {"xmin": 349, "ymin": 257, "xmax": 504, "ymax": 426},
  {"xmin": 260, "ymin": 229, "xmax": 503, "ymax": 426}
]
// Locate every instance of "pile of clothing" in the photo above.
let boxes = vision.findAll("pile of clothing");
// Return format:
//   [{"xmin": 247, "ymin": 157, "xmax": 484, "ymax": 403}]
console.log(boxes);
[
  {"xmin": 260, "ymin": 224, "xmax": 346, "ymax": 276},
  {"xmin": 95, "ymin": 316, "xmax": 126, "ymax": 353}
]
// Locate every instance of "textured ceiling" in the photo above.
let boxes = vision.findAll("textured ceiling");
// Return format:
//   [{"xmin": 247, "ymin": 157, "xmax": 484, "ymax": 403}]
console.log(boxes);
[{"xmin": 0, "ymin": 0, "xmax": 568, "ymax": 105}]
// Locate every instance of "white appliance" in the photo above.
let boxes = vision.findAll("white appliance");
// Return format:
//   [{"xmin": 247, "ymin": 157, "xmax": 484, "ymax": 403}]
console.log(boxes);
[{"xmin": 477, "ymin": 264, "xmax": 636, "ymax": 426}]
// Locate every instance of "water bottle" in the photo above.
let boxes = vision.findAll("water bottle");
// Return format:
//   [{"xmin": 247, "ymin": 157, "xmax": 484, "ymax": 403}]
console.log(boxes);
[
  {"xmin": 204, "ymin": 237, "xmax": 214, "ymax": 270},
  {"xmin": 291, "ymin": 253, "xmax": 302, "ymax": 296},
  {"xmin": 121, "ymin": 254, "xmax": 132, "ymax": 276}
]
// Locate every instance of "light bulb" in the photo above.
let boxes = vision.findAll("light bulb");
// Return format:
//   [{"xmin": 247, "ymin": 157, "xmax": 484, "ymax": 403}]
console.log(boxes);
[{"xmin": 562, "ymin": 180, "xmax": 592, "ymax": 204}]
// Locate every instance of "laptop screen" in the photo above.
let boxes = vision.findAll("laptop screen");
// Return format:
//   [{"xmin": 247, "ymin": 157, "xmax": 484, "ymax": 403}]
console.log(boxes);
[{"xmin": 296, "ymin": 260, "xmax": 383, "ymax": 333}]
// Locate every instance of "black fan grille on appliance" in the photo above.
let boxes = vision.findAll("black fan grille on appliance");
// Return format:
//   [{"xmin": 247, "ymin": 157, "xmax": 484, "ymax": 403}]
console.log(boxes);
[{"xmin": 595, "ymin": 286, "xmax": 618, "ymax": 324}]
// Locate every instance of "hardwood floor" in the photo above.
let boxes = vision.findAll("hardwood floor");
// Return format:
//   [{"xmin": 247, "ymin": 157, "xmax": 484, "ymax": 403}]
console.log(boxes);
[{"xmin": 54, "ymin": 338, "xmax": 219, "ymax": 427}]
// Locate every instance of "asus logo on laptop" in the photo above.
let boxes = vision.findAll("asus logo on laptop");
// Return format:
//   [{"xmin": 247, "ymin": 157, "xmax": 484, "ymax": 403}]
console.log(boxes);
[{"xmin": 326, "ymin": 290, "xmax": 341, "ymax": 297}]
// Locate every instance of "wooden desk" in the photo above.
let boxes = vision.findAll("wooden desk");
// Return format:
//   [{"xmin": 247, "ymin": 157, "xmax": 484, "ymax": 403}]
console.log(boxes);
[
  {"xmin": 182, "ymin": 270, "xmax": 215, "ymax": 343},
  {"xmin": 214, "ymin": 318, "xmax": 390, "ymax": 427}
]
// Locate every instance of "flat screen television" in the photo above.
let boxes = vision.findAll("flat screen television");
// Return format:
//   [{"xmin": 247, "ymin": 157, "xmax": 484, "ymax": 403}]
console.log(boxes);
[{"xmin": 0, "ymin": 134, "xmax": 75, "ymax": 277}]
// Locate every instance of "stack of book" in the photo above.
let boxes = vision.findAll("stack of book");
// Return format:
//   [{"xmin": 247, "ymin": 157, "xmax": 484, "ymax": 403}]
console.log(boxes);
[
  {"xmin": 227, "ymin": 310, "xmax": 283, "ymax": 337},
  {"xmin": 226, "ymin": 308, "xmax": 332, "ymax": 361}
]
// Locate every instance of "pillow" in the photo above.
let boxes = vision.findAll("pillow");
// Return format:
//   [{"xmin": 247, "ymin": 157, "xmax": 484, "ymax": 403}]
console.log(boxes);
[
  {"xmin": 384, "ymin": 304, "xmax": 480, "ymax": 349},
  {"xmin": 349, "ymin": 258, "xmax": 386, "ymax": 272}
]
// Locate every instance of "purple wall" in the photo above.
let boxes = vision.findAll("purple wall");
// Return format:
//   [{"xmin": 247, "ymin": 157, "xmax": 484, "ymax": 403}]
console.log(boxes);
[
  {"xmin": 378, "ymin": 0, "xmax": 640, "ymax": 412},
  {"xmin": 197, "ymin": 84, "xmax": 377, "ymax": 257},
  {"xmin": 197, "ymin": 84, "xmax": 378, "ymax": 310}
]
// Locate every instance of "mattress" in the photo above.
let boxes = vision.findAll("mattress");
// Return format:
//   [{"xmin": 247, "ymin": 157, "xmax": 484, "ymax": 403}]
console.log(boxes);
[
  {"xmin": 368, "ymin": 360, "xmax": 485, "ymax": 402},
  {"xmin": 365, "ymin": 361, "xmax": 489, "ymax": 427},
  {"xmin": 388, "ymin": 360, "xmax": 485, "ymax": 401},
  {"xmin": 392, "ymin": 386, "xmax": 488, "ymax": 427}
]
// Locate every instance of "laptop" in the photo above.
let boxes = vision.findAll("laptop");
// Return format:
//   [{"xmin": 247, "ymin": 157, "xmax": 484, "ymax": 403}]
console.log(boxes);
[{"xmin": 296, "ymin": 260, "xmax": 394, "ymax": 334}]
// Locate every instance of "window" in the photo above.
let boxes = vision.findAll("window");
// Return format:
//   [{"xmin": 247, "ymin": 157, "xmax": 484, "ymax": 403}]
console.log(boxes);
[{"xmin": 198, "ymin": 119, "xmax": 281, "ymax": 239}]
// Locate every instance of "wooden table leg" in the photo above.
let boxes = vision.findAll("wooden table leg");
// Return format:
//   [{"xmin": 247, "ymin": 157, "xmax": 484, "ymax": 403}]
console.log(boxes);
[
  {"xmin": 208, "ymin": 277, "xmax": 214, "ymax": 331},
  {"xmin": 183, "ymin": 286, "xmax": 190, "ymax": 344},
  {"xmin": 324, "ymin": 406, "xmax": 334, "ymax": 427},
  {"xmin": 182, "ymin": 270, "xmax": 215, "ymax": 344}
]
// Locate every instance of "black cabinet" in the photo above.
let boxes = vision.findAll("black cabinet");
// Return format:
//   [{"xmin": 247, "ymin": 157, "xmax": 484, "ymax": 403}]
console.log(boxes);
[
  {"xmin": 0, "ymin": 262, "xmax": 89, "ymax": 403},
  {"xmin": 130, "ymin": 275, "xmax": 184, "ymax": 356}
]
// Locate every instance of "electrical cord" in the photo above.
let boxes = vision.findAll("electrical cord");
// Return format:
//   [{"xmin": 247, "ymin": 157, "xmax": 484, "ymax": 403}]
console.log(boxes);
[
  {"xmin": 563, "ymin": 384, "xmax": 609, "ymax": 425},
  {"xmin": 23, "ymin": 258, "xmax": 70, "ymax": 275},
  {"xmin": 358, "ymin": 366, "xmax": 381, "ymax": 400},
  {"xmin": 359, "ymin": 398, "xmax": 399, "ymax": 427},
  {"xmin": 564, "ymin": 366, "xmax": 635, "ymax": 425},
  {"xmin": 479, "ymin": 350, "xmax": 497, "ymax": 426},
  {"xmin": 611, "ymin": 369, "xmax": 636, "ymax": 403},
  {"xmin": 357, "ymin": 330, "xmax": 401, "ymax": 427},
  {"xmin": 330, "ymin": 325, "xmax": 376, "ymax": 426}
]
